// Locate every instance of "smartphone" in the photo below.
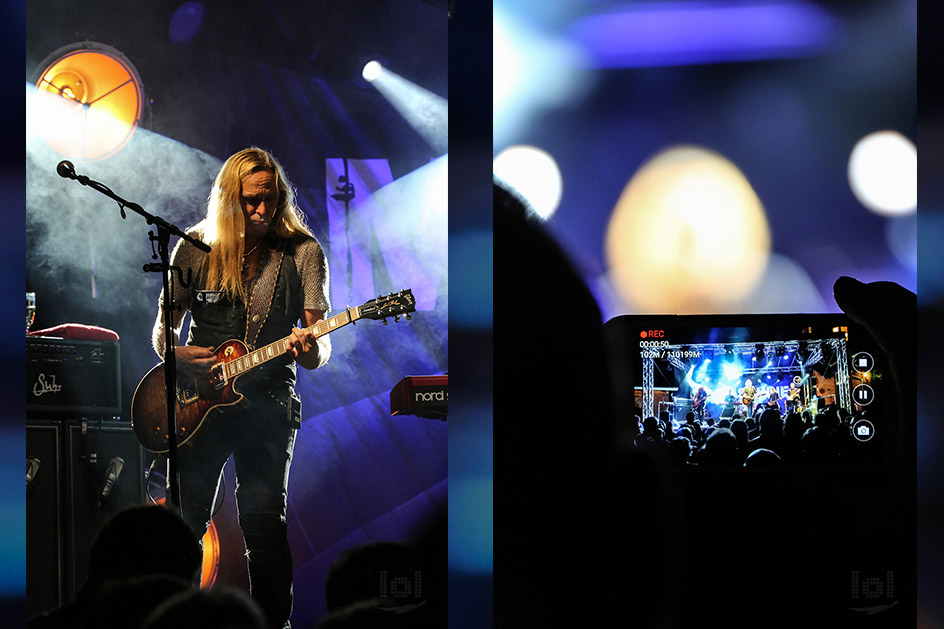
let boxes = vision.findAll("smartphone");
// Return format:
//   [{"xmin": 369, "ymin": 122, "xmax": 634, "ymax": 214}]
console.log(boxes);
[
  {"xmin": 600, "ymin": 313, "xmax": 910, "ymax": 625},
  {"xmin": 602, "ymin": 313, "xmax": 897, "ymax": 469}
]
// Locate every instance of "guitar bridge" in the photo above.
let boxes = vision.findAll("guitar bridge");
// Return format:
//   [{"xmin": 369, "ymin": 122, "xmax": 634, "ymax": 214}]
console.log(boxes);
[{"xmin": 177, "ymin": 378, "xmax": 200, "ymax": 406}]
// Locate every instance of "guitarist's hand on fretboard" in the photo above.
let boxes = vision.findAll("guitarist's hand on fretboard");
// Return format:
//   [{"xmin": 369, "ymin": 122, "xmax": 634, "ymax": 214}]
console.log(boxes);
[
  {"xmin": 287, "ymin": 326, "xmax": 316, "ymax": 365},
  {"xmin": 174, "ymin": 345, "xmax": 217, "ymax": 380}
]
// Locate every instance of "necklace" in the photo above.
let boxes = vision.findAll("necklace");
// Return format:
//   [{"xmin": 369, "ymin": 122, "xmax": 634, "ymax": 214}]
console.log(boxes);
[{"xmin": 242, "ymin": 243, "xmax": 261, "ymax": 272}]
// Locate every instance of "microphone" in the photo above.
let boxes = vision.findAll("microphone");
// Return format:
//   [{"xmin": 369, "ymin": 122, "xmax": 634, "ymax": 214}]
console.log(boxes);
[
  {"xmin": 56, "ymin": 160, "xmax": 76, "ymax": 179},
  {"xmin": 26, "ymin": 457, "xmax": 40, "ymax": 494},
  {"xmin": 100, "ymin": 457, "xmax": 125, "ymax": 501}
]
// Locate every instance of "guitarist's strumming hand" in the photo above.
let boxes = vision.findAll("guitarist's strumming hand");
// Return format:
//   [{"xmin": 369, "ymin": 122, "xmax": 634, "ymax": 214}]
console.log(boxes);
[{"xmin": 174, "ymin": 345, "xmax": 217, "ymax": 380}]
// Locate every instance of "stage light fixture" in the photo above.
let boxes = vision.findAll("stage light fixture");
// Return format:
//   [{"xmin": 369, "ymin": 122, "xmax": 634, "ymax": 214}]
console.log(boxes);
[
  {"xmin": 31, "ymin": 42, "xmax": 145, "ymax": 161},
  {"xmin": 362, "ymin": 60, "xmax": 383, "ymax": 83},
  {"xmin": 754, "ymin": 344, "xmax": 765, "ymax": 361}
]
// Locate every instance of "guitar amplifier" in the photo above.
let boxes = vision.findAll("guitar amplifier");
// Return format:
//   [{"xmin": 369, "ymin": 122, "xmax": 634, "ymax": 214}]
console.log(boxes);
[{"xmin": 27, "ymin": 336, "xmax": 121, "ymax": 418}]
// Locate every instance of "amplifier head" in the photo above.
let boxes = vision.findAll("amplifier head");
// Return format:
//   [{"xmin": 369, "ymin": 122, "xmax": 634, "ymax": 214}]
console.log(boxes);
[{"xmin": 27, "ymin": 337, "xmax": 121, "ymax": 418}]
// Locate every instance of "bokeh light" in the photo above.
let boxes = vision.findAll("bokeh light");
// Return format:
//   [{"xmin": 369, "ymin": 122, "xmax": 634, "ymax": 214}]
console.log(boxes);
[
  {"xmin": 169, "ymin": 1, "xmax": 207, "ymax": 45},
  {"xmin": 605, "ymin": 146, "xmax": 771, "ymax": 312},
  {"xmin": 847, "ymin": 130, "xmax": 916, "ymax": 216},
  {"xmin": 493, "ymin": 145, "xmax": 563, "ymax": 219}
]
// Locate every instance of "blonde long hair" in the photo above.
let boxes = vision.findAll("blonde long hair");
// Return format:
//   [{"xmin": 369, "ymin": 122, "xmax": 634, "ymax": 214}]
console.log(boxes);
[{"xmin": 195, "ymin": 147, "xmax": 313, "ymax": 303}]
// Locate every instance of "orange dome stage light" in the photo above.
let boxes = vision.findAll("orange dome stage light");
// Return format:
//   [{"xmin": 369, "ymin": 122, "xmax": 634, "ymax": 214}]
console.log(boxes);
[{"xmin": 31, "ymin": 42, "xmax": 145, "ymax": 161}]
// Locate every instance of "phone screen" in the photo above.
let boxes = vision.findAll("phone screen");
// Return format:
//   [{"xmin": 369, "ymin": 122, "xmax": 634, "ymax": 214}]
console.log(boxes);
[{"xmin": 603, "ymin": 314, "xmax": 891, "ymax": 468}]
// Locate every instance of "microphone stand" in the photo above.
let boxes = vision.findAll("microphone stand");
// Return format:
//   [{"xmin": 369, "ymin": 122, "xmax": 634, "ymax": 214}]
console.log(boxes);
[{"xmin": 57, "ymin": 161, "xmax": 209, "ymax": 514}]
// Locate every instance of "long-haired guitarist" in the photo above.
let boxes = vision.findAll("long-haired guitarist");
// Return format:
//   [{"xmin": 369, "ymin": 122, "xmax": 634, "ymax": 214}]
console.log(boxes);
[
  {"xmin": 740, "ymin": 379, "xmax": 756, "ymax": 417},
  {"xmin": 786, "ymin": 376, "xmax": 801, "ymax": 413},
  {"xmin": 150, "ymin": 147, "xmax": 330, "ymax": 629}
]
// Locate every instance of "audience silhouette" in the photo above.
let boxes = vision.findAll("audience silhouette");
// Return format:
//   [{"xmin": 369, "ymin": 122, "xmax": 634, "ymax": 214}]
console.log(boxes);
[
  {"xmin": 27, "ymin": 505, "xmax": 202, "ymax": 629},
  {"xmin": 139, "ymin": 587, "xmax": 269, "ymax": 629},
  {"xmin": 496, "ymin": 178, "xmax": 914, "ymax": 626}
]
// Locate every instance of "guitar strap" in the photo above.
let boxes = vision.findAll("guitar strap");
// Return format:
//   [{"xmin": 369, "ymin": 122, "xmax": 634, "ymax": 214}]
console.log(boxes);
[{"xmin": 244, "ymin": 246, "xmax": 285, "ymax": 349}]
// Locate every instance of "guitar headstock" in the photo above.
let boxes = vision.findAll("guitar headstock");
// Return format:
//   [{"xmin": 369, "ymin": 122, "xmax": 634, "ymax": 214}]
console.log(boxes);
[{"xmin": 358, "ymin": 289, "xmax": 416, "ymax": 324}]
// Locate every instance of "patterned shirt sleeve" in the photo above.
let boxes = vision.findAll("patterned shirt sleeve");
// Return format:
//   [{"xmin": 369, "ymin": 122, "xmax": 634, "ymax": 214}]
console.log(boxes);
[{"xmin": 294, "ymin": 237, "xmax": 331, "ymax": 312}]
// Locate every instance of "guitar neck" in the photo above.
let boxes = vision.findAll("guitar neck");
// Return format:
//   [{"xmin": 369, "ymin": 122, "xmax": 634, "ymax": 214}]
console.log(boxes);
[{"xmin": 222, "ymin": 306, "xmax": 362, "ymax": 379}]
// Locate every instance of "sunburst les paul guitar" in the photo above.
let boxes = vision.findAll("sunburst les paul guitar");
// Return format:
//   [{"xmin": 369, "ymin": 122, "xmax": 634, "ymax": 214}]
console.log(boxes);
[{"xmin": 131, "ymin": 289, "xmax": 415, "ymax": 453}]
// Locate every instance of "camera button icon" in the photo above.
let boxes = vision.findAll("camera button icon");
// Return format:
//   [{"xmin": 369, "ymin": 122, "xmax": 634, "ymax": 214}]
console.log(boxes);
[
  {"xmin": 852, "ymin": 419, "xmax": 875, "ymax": 442},
  {"xmin": 852, "ymin": 384, "xmax": 875, "ymax": 406},
  {"xmin": 852, "ymin": 352, "xmax": 874, "ymax": 374}
]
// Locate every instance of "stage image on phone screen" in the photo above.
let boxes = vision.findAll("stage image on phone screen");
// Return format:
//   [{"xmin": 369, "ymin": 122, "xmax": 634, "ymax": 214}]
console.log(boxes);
[{"xmin": 612, "ymin": 315, "xmax": 889, "ymax": 468}]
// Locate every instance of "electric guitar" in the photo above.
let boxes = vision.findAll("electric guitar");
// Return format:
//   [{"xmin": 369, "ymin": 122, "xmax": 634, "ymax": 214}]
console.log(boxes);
[{"xmin": 131, "ymin": 289, "xmax": 415, "ymax": 453}]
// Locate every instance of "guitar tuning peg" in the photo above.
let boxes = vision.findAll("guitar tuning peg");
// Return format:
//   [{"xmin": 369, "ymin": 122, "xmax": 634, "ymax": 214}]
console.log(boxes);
[
  {"xmin": 394, "ymin": 315, "xmax": 400, "ymax": 322},
  {"xmin": 405, "ymin": 313, "xmax": 411, "ymax": 320},
  {"xmin": 382, "ymin": 318, "xmax": 389, "ymax": 325}
]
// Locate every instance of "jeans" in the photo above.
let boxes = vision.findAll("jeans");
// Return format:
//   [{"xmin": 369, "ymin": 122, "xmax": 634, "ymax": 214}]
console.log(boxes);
[{"xmin": 171, "ymin": 394, "xmax": 297, "ymax": 628}]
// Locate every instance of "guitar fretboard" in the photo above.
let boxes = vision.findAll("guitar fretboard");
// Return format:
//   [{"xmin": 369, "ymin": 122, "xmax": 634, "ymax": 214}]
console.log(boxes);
[{"xmin": 220, "ymin": 307, "xmax": 361, "ymax": 379}]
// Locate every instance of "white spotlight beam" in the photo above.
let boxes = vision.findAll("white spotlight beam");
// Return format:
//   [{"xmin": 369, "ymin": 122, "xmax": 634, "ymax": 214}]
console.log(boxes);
[{"xmin": 368, "ymin": 67, "xmax": 447, "ymax": 157}]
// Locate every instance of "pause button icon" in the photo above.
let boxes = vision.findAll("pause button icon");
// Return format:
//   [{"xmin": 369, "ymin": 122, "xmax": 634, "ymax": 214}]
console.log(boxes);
[{"xmin": 853, "ymin": 384, "xmax": 874, "ymax": 406}]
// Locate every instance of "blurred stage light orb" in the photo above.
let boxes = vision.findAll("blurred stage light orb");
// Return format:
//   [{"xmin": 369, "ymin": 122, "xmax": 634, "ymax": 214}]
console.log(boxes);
[
  {"xmin": 493, "ymin": 145, "xmax": 563, "ymax": 219},
  {"xmin": 169, "ymin": 1, "xmax": 208, "ymax": 45},
  {"xmin": 362, "ymin": 60, "xmax": 383, "ymax": 82},
  {"xmin": 31, "ymin": 42, "xmax": 144, "ymax": 161},
  {"xmin": 605, "ymin": 146, "xmax": 771, "ymax": 312},
  {"xmin": 848, "ymin": 131, "xmax": 916, "ymax": 216}
]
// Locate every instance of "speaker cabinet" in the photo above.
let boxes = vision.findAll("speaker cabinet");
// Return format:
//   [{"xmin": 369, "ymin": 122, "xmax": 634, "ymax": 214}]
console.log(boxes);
[
  {"xmin": 63, "ymin": 420, "xmax": 146, "ymax": 599},
  {"xmin": 26, "ymin": 421, "xmax": 63, "ymax": 619},
  {"xmin": 26, "ymin": 419, "xmax": 146, "ymax": 618}
]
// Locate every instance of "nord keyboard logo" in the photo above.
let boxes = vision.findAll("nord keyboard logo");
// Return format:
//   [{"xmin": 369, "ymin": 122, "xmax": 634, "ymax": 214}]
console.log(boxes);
[{"xmin": 415, "ymin": 390, "xmax": 447, "ymax": 403}]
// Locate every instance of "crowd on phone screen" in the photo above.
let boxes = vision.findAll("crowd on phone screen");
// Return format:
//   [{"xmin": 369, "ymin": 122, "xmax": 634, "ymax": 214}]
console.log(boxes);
[{"xmin": 631, "ymin": 405, "xmax": 880, "ymax": 468}]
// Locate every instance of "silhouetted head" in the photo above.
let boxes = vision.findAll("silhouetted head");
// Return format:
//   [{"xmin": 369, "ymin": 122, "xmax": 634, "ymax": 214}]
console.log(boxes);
[
  {"xmin": 699, "ymin": 428, "xmax": 740, "ymax": 466},
  {"xmin": 801, "ymin": 426, "xmax": 833, "ymax": 464},
  {"xmin": 85, "ymin": 574, "xmax": 192, "ymax": 629},
  {"xmin": 783, "ymin": 412, "xmax": 804, "ymax": 439},
  {"xmin": 86, "ymin": 505, "xmax": 202, "ymax": 593},
  {"xmin": 140, "ymin": 587, "xmax": 268, "ymax": 629},
  {"xmin": 729, "ymin": 419, "xmax": 748, "ymax": 445},
  {"xmin": 759, "ymin": 409, "xmax": 783, "ymax": 436},
  {"xmin": 743, "ymin": 448, "xmax": 783, "ymax": 468},
  {"xmin": 669, "ymin": 436, "xmax": 693, "ymax": 464}
]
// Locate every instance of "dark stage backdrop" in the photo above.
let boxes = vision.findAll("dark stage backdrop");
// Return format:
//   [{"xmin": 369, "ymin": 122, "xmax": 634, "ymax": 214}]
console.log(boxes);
[{"xmin": 26, "ymin": 2, "xmax": 447, "ymax": 625}]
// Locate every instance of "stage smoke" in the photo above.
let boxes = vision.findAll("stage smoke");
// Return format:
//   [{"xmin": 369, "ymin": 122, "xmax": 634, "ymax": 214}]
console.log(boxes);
[
  {"xmin": 366, "ymin": 67, "xmax": 447, "ymax": 157},
  {"xmin": 27, "ymin": 82, "xmax": 221, "ymax": 316}
]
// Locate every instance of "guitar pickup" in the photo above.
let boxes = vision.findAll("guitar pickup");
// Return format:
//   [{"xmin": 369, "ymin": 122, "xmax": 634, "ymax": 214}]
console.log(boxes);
[{"xmin": 208, "ymin": 363, "xmax": 227, "ymax": 390}]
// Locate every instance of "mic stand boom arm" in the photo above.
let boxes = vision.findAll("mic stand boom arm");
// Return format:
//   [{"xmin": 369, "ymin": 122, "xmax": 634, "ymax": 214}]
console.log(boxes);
[{"xmin": 57, "ymin": 161, "xmax": 210, "ymax": 514}]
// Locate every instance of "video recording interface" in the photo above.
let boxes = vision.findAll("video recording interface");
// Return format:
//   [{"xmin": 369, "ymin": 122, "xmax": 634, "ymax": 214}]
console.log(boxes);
[{"xmin": 632, "ymin": 319, "xmax": 881, "ymax": 443}]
